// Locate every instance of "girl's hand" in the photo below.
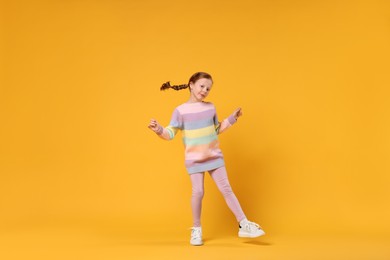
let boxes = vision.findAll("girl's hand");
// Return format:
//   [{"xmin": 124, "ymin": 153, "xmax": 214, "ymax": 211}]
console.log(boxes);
[
  {"xmin": 234, "ymin": 108, "xmax": 243, "ymax": 120},
  {"xmin": 148, "ymin": 119, "xmax": 162, "ymax": 133}
]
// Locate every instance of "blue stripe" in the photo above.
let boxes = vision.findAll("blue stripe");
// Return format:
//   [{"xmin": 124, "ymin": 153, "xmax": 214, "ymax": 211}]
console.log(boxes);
[
  {"xmin": 183, "ymin": 134, "xmax": 218, "ymax": 146},
  {"xmin": 184, "ymin": 118, "xmax": 215, "ymax": 130},
  {"xmin": 187, "ymin": 158, "xmax": 225, "ymax": 174},
  {"xmin": 169, "ymin": 120, "xmax": 182, "ymax": 129}
]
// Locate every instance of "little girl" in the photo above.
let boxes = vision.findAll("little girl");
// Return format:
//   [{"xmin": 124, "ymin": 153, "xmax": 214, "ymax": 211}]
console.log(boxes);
[{"xmin": 148, "ymin": 72, "xmax": 265, "ymax": 246}]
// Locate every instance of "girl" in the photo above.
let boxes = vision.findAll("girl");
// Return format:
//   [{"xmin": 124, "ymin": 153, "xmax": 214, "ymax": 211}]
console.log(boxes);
[{"xmin": 148, "ymin": 72, "xmax": 265, "ymax": 246}]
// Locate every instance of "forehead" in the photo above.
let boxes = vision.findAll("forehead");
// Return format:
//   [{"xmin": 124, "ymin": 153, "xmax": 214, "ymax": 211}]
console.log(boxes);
[{"xmin": 195, "ymin": 78, "xmax": 213, "ymax": 86}]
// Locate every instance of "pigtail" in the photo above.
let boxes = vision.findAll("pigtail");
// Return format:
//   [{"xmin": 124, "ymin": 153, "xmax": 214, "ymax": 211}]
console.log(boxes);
[{"xmin": 160, "ymin": 81, "xmax": 189, "ymax": 91}]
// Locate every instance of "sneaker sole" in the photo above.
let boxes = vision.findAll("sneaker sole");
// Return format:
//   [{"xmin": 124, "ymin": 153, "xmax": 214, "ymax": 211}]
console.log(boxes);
[
  {"xmin": 190, "ymin": 241, "xmax": 204, "ymax": 246},
  {"xmin": 238, "ymin": 230, "xmax": 265, "ymax": 238}
]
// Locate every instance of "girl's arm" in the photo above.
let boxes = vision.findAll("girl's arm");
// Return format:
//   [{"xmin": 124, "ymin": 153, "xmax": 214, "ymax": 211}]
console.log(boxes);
[
  {"xmin": 148, "ymin": 119, "xmax": 179, "ymax": 140},
  {"xmin": 216, "ymin": 108, "xmax": 242, "ymax": 134},
  {"xmin": 149, "ymin": 109, "xmax": 182, "ymax": 140}
]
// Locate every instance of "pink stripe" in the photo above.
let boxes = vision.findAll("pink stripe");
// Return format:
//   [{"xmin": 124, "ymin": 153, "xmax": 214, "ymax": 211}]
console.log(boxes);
[
  {"xmin": 178, "ymin": 102, "xmax": 214, "ymax": 114},
  {"xmin": 185, "ymin": 154, "xmax": 223, "ymax": 166},
  {"xmin": 185, "ymin": 149, "xmax": 223, "ymax": 161}
]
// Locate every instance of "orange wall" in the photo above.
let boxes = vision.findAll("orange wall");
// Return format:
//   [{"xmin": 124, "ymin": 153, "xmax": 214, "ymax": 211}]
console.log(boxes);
[{"xmin": 1, "ymin": 0, "xmax": 389, "ymax": 236}]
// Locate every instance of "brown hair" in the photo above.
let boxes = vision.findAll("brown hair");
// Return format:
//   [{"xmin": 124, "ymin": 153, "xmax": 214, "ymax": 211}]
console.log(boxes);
[{"xmin": 160, "ymin": 72, "xmax": 213, "ymax": 91}]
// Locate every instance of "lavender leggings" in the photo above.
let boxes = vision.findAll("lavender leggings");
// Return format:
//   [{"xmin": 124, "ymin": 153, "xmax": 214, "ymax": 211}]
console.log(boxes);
[{"xmin": 190, "ymin": 166, "xmax": 246, "ymax": 227}]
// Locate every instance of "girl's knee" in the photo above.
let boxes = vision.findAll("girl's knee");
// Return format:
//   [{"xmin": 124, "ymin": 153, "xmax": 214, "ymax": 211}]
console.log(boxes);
[
  {"xmin": 192, "ymin": 188, "xmax": 204, "ymax": 198},
  {"xmin": 220, "ymin": 185, "xmax": 233, "ymax": 197}
]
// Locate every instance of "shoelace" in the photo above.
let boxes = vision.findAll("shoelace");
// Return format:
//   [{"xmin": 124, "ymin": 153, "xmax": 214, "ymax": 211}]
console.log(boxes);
[
  {"xmin": 190, "ymin": 227, "xmax": 202, "ymax": 239},
  {"xmin": 245, "ymin": 221, "xmax": 261, "ymax": 230}
]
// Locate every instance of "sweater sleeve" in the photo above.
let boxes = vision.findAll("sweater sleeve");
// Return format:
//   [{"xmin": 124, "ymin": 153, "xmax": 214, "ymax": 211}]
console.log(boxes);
[
  {"xmin": 214, "ymin": 107, "xmax": 237, "ymax": 135},
  {"xmin": 157, "ymin": 108, "xmax": 182, "ymax": 140}
]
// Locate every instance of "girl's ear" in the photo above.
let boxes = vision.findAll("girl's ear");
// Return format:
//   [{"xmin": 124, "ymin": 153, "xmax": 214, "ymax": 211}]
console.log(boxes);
[{"xmin": 189, "ymin": 82, "xmax": 193, "ymax": 90}]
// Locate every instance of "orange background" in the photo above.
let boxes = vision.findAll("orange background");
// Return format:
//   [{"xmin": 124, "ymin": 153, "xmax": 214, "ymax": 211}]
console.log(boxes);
[{"xmin": 1, "ymin": 0, "xmax": 389, "ymax": 259}]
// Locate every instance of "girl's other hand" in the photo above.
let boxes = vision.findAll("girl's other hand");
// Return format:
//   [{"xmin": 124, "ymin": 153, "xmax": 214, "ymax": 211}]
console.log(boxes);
[
  {"xmin": 148, "ymin": 119, "xmax": 161, "ymax": 133},
  {"xmin": 234, "ymin": 108, "xmax": 243, "ymax": 120}
]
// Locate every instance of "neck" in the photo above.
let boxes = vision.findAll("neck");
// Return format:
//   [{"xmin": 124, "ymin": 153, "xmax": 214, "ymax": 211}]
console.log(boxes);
[{"xmin": 187, "ymin": 96, "xmax": 203, "ymax": 103}]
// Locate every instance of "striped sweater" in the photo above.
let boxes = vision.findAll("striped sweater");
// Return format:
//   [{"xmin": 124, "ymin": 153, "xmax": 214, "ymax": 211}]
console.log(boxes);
[{"xmin": 157, "ymin": 101, "xmax": 237, "ymax": 174}]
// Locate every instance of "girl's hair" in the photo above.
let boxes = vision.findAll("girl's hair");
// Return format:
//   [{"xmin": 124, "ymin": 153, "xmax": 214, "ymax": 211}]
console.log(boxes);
[{"xmin": 160, "ymin": 72, "xmax": 213, "ymax": 91}]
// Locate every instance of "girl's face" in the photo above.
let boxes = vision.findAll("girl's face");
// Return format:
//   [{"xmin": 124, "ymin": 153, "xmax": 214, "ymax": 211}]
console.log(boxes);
[{"xmin": 189, "ymin": 78, "xmax": 213, "ymax": 102}]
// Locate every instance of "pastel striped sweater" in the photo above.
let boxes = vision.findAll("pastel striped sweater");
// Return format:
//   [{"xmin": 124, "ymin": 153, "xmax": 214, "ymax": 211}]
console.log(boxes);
[{"xmin": 157, "ymin": 101, "xmax": 237, "ymax": 174}]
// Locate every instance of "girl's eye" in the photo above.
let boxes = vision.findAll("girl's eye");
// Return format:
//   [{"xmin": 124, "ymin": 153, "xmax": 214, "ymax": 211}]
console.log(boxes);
[
  {"xmin": 206, "ymin": 88, "xmax": 210, "ymax": 91},
  {"xmin": 200, "ymin": 85, "xmax": 204, "ymax": 88}
]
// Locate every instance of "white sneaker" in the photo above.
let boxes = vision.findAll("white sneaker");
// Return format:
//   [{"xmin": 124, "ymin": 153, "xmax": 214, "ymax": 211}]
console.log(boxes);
[
  {"xmin": 190, "ymin": 227, "xmax": 203, "ymax": 246},
  {"xmin": 238, "ymin": 219, "xmax": 265, "ymax": 238}
]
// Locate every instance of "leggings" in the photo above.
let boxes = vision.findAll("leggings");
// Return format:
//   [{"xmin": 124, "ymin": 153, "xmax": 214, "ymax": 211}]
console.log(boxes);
[{"xmin": 190, "ymin": 166, "xmax": 246, "ymax": 227}]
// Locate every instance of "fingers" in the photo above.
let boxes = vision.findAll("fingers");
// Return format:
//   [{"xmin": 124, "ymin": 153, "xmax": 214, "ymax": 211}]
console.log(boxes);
[
  {"xmin": 148, "ymin": 119, "xmax": 160, "ymax": 132},
  {"xmin": 235, "ymin": 108, "xmax": 243, "ymax": 117}
]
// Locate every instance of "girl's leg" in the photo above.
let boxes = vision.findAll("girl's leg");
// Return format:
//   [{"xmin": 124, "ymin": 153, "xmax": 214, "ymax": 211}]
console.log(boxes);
[
  {"xmin": 210, "ymin": 166, "xmax": 246, "ymax": 222},
  {"xmin": 190, "ymin": 173, "xmax": 205, "ymax": 227}
]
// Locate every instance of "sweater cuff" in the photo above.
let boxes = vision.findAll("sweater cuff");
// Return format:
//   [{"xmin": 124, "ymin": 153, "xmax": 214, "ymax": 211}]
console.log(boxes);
[{"xmin": 227, "ymin": 114, "xmax": 237, "ymax": 125}]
